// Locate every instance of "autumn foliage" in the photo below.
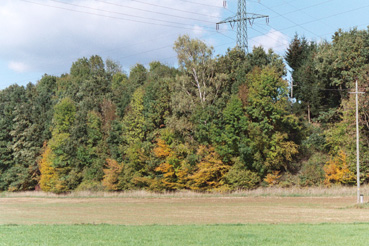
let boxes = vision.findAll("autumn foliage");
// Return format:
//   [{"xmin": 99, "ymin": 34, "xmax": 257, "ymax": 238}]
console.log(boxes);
[
  {"xmin": 264, "ymin": 171, "xmax": 282, "ymax": 187},
  {"xmin": 38, "ymin": 143, "xmax": 55, "ymax": 192},
  {"xmin": 188, "ymin": 146, "xmax": 230, "ymax": 191},
  {"xmin": 38, "ymin": 142, "xmax": 66, "ymax": 193},
  {"xmin": 102, "ymin": 159, "xmax": 123, "ymax": 191},
  {"xmin": 153, "ymin": 138, "xmax": 185, "ymax": 190},
  {"xmin": 4, "ymin": 34, "xmax": 346, "ymax": 193},
  {"xmin": 324, "ymin": 151, "xmax": 355, "ymax": 185}
]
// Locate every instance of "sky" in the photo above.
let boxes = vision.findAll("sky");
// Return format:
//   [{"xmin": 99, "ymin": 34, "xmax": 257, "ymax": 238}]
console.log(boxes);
[{"xmin": 1, "ymin": 0, "xmax": 369, "ymax": 90}]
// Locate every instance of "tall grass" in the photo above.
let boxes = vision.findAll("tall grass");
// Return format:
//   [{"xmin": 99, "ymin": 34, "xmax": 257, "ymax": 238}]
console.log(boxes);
[{"xmin": 1, "ymin": 185, "xmax": 368, "ymax": 198}]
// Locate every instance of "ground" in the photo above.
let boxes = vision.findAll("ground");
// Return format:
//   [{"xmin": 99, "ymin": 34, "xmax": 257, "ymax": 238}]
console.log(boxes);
[
  {"xmin": 2, "ymin": 191, "xmax": 369, "ymax": 245},
  {"xmin": 1, "ymin": 196, "xmax": 368, "ymax": 225}
]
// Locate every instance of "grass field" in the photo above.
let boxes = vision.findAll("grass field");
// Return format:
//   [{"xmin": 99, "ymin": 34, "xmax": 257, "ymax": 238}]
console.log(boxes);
[
  {"xmin": 1, "ymin": 188, "xmax": 369, "ymax": 245},
  {"xmin": 1, "ymin": 224, "xmax": 369, "ymax": 246}
]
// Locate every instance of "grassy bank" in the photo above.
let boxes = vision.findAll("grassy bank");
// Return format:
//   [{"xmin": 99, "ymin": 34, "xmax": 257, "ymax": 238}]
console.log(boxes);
[
  {"xmin": 1, "ymin": 185, "xmax": 369, "ymax": 198},
  {"xmin": 0, "ymin": 223, "xmax": 368, "ymax": 246}
]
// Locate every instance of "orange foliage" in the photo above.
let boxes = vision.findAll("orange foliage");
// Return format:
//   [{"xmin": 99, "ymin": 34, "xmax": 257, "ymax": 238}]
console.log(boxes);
[
  {"xmin": 102, "ymin": 159, "xmax": 123, "ymax": 191},
  {"xmin": 153, "ymin": 138, "xmax": 188, "ymax": 190},
  {"xmin": 264, "ymin": 171, "xmax": 281, "ymax": 186},
  {"xmin": 153, "ymin": 138, "xmax": 171, "ymax": 158},
  {"xmin": 155, "ymin": 162, "xmax": 179, "ymax": 190},
  {"xmin": 324, "ymin": 150, "xmax": 355, "ymax": 185},
  {"xmin": 188, "ymin": 146, "xmax": 230, "ymax": 191}
]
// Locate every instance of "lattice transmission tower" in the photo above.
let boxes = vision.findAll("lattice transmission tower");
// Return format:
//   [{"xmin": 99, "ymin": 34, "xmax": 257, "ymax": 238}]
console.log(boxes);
[{"xmin": 217, "ymin": 0, "xmax": 269, "ymax": 53}]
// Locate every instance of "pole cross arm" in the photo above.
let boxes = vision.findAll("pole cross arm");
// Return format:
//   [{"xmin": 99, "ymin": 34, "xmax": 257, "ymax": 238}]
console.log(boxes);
[
  {"xmin": 217, "ymin": 16, "xmax": 238, "ymax": 25},
  {"xmin": 216, "ymin": 14, "xmax": 269, "ymax": 25}
]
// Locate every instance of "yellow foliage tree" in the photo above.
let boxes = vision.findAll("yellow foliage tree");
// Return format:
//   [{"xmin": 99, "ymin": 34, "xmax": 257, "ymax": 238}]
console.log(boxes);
[
  {"xmin": 188, "ymin": 146, "xmax": 230, "ymax": 191},
  {"xmin": 38, "ymin": 143, "xmax": 57, "ymax": 192},
  {"xmin": 153, "ymin": 139, "xmax": 171, "ymax": 158},
  {"xmin": 102, "ymin": 159, "xmax": 123, "ymax": 191},
  {"xmin": 153, "ymin": 138, "xmax": 185, "ymax": 190},
  {"xmin": 264, "ymin": 171, "xmax": 282, "ymax": 186},
  {"xmin": 155, "ymin": 162, "xmax": 178, "ymax": 190},
  {"xmin": 324, "ymin": 150, "xmax": 355, "ymax": 185}
]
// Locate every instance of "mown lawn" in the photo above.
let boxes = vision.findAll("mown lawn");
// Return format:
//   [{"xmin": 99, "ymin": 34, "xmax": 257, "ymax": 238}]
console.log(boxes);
[{"xmin": 0, "ymin": 223, "xmax": 368, "ymax": 246}]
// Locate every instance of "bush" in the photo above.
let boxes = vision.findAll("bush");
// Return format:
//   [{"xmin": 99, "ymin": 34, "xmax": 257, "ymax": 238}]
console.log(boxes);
[
  {"xmin": 264, "ymin": 171, "xmax": 282, "ymax": 187},
  {"xmin": 75, "ymin": 181, "xmax": 105, "ymax": 192},
  {"xmin": 299, "ymin": 152, "xmax": 327, "ymax": 186},
  {"xmin": 278, "ymin": 173, "xmax": 299, "ymax": 188},
  {"xmin": 224, "ymin": 158, "xmax": 260, "ymax": 190},
  {"xmin": 324, "ymin": 150, "xmax": 355, "ymax": 185}
]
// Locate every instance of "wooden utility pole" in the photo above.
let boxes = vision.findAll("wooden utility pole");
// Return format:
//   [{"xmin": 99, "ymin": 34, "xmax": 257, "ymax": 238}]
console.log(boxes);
[{"xmin": 350, "ymin": 80, "xmax": 365, "ymax": 204}]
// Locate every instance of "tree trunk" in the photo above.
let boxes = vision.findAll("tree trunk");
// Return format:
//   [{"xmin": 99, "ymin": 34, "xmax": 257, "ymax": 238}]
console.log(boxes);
[{"xmin": 307, "ymin": 103, "xmax": 311, "ymax": 123}]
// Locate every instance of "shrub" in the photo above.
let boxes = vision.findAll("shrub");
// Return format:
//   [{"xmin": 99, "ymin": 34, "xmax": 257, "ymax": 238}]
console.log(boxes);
[
  {"xmin": 264, "ymin": 171, "xmax": 282, "ymax": 187},
  {"xmin": 324, "ymin": 150, "xmax": 355, "ymax": 185},
  {"xmin": 299, "ymin": 152, "xmax": 327, "ymax": 186},
  {"xmin": 75, "ymin": 181, "xmax": 104, "ymax": 192},
  {"xmin": 102, "ymin": 159, "xmax": 123, "ymax": 191},
  {"xmin": 224, "ymin": 158, "xmax": 260, "ymax": 190}
]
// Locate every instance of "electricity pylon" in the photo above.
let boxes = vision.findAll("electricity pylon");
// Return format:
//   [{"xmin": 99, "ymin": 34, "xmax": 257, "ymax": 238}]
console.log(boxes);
[{"xmin": 217, "ymin": 0, "xmax": 269, "ymax": 53}]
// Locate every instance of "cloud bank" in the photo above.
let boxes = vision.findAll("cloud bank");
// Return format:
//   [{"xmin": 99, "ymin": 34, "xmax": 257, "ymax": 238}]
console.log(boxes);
[
  {"xmin": 250, "ymin": 29, "xmax": 289, "ymax": 54},
  {"xmin": 0, "ymin": 0, "xmax": 224, "ymax": 77}
]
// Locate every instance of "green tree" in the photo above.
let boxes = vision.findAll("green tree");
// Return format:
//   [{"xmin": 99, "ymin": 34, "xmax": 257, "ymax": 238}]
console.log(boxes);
[
  {"xmin": 286, "ymin": 35, "xmax": 326, "ymax": 121},
  {"xmin": 122, "ymin": 87, "xmax": 146, "ymax": 144},
  {"xmin": 0, "ymin": 85, "xmax": 27, "ymax": 190},
  {"xmin": 169, "ymin": 35, "xmax": 228, "ymax": 141},
  {"xmin": 211, "ymin": 95, "xmax": 249, "ymax": 164},
  {"xmin": 45, "ymin": 97, "xmax": 77, "ymax": 192},
  {"xmin": 245, "ymin": 68, "xmax": 299, "ymax": 175}
]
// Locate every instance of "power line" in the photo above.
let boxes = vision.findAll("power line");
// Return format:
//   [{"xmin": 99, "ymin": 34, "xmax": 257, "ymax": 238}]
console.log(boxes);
[
  {"xmin": 248, "ymin": 1, "xmax": 369, "ymax": 45},
  {"xmin": 19, "ymin": 0, "xmax": 217, "ymax": 31},
  {"xmin": 4, "ymin": 29, "xmax": 237, "ymax": 84},
  {"xmin": 128, "ymin": 0, "xmax": 221, "ymax": 19},
  {"xmin": 248, "ymin": 25, "xmax": 289, "ymax": 49},
  {"xmin": 222, "ymin": 22, "xmax": 289, "ymax": 51},
  {"xmin": 177, "ymin": 0, "xmax": 226, "ymax": 9},
  {"xmin": 258, "ymin": 1, "xmax": 321, "ymax": 38},
  {"xmin": 47, "ymin": 0, "xmax": 214, "ymax": 26},
  {"xmin": 276, "ymin": 3, "xmax": 369, "ymax": 35},
  {"xmin": 77, "ymin": 30, "xmax": 235, "ymax": 63},
  {"xmin": 160, "ymin": 40, "xmax": 237, "ymax": 62},
  {"xmin": 279, "ymin": 0, "xmax": 335, "ymax": 18},
  {"xmin": 177, "ymin": 0, "xmax": 235, "ymax": 14},
  {"xmin": 282, "ymin": 0, "xmax": 336, "ymax": 31},
  {"xmin": 9, "ymin": 0, "xmax": 369, "ymax": 90},
  {"xmin": 20, "ymin": 0, "xmax": 284, "ymax": 56},
  {"xmin": 93, "ymin": 0, "xmax": 218, "ymax": 24}
]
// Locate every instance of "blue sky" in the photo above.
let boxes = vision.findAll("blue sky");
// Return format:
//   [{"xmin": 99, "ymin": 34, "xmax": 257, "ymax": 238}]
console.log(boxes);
[{"xmin": 1, "ymin": 0, "xmax": 369, "ymax": 90}]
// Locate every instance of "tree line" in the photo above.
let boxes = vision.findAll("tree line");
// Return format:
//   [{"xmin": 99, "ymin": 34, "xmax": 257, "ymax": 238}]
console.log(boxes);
[{"xmin": 1, "ymin": 29, "xmax": 369, "ymax": 193}]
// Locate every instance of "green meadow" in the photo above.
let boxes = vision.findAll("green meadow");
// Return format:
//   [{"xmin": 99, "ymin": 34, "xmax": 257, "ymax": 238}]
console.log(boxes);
[{"xmin": 1, "ymin": 223, "xmax": 368, "ymax": 246}]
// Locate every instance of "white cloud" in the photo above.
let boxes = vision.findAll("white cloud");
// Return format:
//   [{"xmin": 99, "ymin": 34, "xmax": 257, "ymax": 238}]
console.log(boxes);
[
  {"xmin": 0, "ymin": 0, "xmax": 224, "ymax": 77},
  {"xmin": 193, "ymin": 25, "xmax": 205, "ymax": 36},
  {"xmin": 8, "ymin": 61, "xmax": 30, "ymax": 73},
  {"xmin": 250, "ymin": 29, "xmax": 289, "ymax": 53}
]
